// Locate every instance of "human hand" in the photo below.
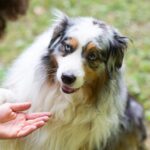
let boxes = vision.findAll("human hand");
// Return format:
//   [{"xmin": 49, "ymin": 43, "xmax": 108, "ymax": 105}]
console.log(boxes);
[{"xmin": 0, "ymin": 102, "xmax": 51, "ymax": 139}]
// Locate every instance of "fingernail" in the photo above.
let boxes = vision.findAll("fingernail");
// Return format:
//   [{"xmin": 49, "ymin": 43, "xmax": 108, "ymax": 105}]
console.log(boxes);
[
  {"xmin": 40, "ymin": 121, "xmax": 45, "ymax": 125},
  {"xmin": 45, "ymin": 112, "xmax": 52, "ymax": 117},
  {"xmin": 43, "ymin": 116, "xmax": 49, "ymax": 122}
]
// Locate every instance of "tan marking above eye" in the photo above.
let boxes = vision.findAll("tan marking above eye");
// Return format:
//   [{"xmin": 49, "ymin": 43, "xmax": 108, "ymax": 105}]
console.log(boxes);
[
  {"xmin": 86, "ymin": 42, "xmax": 97, "ymax": 51},
  {"xmin": 65, "ymin": 37, "xmax": 78, "ymax": 49},
  {"xmin": 83, "ymin": 42, "xmax": 98, "ymax": 57}
]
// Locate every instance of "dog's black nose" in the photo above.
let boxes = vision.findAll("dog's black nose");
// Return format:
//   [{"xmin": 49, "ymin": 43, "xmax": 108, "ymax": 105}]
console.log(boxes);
[{"xmin": 61, "ymin": 74, "xmax": 76, "ymax": 85}]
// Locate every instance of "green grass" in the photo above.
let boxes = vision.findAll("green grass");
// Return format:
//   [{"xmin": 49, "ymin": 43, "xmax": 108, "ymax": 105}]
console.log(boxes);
[{"xmin": 0, "ymin": 0, "xmax": 150, "ymax": 120}]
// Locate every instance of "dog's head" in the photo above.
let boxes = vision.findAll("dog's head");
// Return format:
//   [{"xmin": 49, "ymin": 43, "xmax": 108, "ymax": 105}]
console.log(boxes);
[{"xmin": 44, "ymin": 11, "xmax": 128, "ymax": 94}]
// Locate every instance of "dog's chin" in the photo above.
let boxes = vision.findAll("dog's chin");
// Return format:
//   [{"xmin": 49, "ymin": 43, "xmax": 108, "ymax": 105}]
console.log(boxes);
[{"xmin": 61, "ymin": 85, "xmax": 80, "ymax": 94}]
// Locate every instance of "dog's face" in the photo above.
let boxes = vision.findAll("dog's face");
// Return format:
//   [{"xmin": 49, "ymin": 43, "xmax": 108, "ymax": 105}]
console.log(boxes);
[{"xmin": 44, "ymin": 12, "xmax": 128, "ymax": 94}]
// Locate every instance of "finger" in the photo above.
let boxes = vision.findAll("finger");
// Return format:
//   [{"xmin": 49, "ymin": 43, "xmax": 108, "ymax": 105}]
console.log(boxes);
[
  {"xmin": 26, "ymin": 112, "xmax": 52, "ymax": 120},
  {"xmin": 10, "ymin": 102, "xmax": 31, "ymax": 112},
  {"xmin": 31, "ymin": 120, "xmax": 46, "ymax": 128},
  {"xmin": 17, "ymin": 121, "xmax": 46, "ymax": 138},
  {"xmin": 8, "ymin": 111, "xmax": 17, "ymax": 121},
  {"xmin": 25, "ymin": 116, "xmax": 49, "ymax": 126},
  {"xmin": 17, "ymin": 125, "xmax": 37, "ymax": 138}
]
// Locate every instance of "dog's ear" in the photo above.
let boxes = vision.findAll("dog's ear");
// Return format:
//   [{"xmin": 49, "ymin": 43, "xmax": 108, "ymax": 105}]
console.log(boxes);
[
  {"xmin": 106, "ymin": 31, "xmax": 128, "ymax": 77},
  {"xmin": 48, "ymin": 10, "xmax": 69, "ymax": 49}
]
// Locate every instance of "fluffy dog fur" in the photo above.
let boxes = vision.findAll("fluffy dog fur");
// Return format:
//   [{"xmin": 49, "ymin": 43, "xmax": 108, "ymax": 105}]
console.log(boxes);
[{"xmin": 0, "ymin": 11, "xmax": 146, "ymax": 150}]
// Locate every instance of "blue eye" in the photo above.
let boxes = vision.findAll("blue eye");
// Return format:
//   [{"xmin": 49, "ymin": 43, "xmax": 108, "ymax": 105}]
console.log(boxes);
[{"xmin": 65, "ymin": 44, "xmax": 72, "ymax": 52}]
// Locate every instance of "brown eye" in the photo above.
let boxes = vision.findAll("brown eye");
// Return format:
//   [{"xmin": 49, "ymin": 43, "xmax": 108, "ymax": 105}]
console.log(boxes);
[{"xmin": 87, "ymin": 52, "xmax": 98, "ymax": 61}]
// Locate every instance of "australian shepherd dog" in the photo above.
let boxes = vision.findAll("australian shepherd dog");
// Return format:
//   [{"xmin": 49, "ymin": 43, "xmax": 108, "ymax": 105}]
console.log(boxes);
[{"xmin": 0, "ymin": 11, "xmax": 146, "ymax": 150}]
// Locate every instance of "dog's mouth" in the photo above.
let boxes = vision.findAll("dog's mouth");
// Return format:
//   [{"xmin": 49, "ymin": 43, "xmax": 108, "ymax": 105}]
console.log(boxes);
[{"xmin": 62, "ymin": 85, "xmax": 79, "ymax": 94}]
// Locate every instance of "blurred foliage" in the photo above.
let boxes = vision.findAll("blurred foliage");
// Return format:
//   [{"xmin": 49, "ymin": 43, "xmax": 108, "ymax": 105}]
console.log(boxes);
[{"xmin": 0, "ymin": 0, "xmax": 150, "ymax": 120}]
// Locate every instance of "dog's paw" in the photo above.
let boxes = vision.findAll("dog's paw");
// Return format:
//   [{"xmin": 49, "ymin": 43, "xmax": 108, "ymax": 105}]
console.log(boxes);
[{"xmin": 0, "ymin": 88, "xmax": 16, "ymax": 104}]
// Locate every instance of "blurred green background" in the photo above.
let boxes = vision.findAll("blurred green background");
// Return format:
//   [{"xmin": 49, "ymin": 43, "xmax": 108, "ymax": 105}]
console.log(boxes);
[{"xmin": 0, "ymin": 0, "xmax": 150, "ymax": 122}]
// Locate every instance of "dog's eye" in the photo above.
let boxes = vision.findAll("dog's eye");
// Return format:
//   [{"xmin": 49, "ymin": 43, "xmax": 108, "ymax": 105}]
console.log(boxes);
[
  {"xmin": 64, "ymin": 43, "xmax": 72, "ymax": 53},
  {"xmin": 87, "ymin": 52, "xmax": 98, "ymax": 61},
  {"xmin": 65, "ymin": 44, "xmax": 71, "ymax": 51}
]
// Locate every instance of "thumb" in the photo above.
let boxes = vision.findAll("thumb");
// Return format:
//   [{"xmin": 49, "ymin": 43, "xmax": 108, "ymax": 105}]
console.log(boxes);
[{"xmin": 10, "ymin": 102, "xmax": 31, "ymax": 112}]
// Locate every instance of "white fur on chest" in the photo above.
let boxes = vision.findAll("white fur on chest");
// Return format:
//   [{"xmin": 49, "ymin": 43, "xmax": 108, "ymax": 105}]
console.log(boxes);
[{"xmin": 18, "ymin": 84, "xmax": 120, "ymax": 150}]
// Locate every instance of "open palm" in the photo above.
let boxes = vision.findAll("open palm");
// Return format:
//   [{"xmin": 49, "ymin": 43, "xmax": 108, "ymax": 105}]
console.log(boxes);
[{"xmin": 0, "ymin": 103, "xmax": 51, "ymax": 139}]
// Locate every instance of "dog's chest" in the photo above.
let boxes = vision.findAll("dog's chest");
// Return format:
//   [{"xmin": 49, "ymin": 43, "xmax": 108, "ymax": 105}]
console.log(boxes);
[
  {"xmin": 22, "ymin": 86, "xmax": 119, "ymax": 150},
  {"xmin": 26, "ymin": 105, "xmax": 115, "ymax": 150},
  {"xmin": 25, "ymin": 105, "xmax": 95, "ymax": 150}
]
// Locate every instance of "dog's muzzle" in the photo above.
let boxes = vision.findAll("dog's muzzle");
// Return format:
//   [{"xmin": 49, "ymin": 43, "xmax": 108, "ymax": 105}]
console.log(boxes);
[
  {"xmin": 61, "ymin": 73, "xmax": 79, "ymax": 94},
  {"xmin": 61, "ymin": 74, "xmax": 76, "ymax": 85}
]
